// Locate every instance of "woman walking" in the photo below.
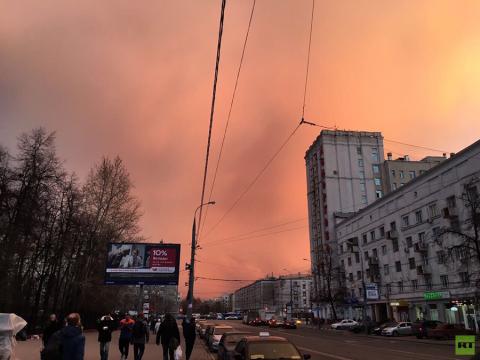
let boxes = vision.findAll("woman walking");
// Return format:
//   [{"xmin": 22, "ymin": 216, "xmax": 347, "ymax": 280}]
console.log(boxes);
[{"xmin": 156, "ymin": 314, "xmax": 180, "ymax": 360}]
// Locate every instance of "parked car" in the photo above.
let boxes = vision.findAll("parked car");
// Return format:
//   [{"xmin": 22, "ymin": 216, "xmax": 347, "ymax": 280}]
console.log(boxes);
[
  {"xmin": 331, "ymin": 319, "xmax": 358, "ymax": 330},
  {"xmin": 209, "ymin": 325, "xmax": 234, "ymax": 352},
  {"xmin": 372, "ymin": 322, "xmax": 397, "ymax": 335},
  {"xmin": 202, "ymin": 323, "xmax": 215, "ymax": 341},
  {"xmin": 381, "ymin": 322, "xmax": 412, "ymax": 336},
  {"xmin": 282, "ymin": 320, "xmax": 297, "ymax": 329},
  {"xmin": 217, "ymin": 332, "xmax": 251, "ymax": 360},
  {"xmin": 427, "ymin": 324, "xmax": 476, "ymax": 340},
  {"xmin": 232, "ymin": 333, "xmax": 310, "ymax": 360},
  {"xmin": 411, "ymin": 320, "xmax": 443, "ymax": 339},
  {"xmin": 349, "ymin": 321, "xmax": 379, "ymax": 334}
]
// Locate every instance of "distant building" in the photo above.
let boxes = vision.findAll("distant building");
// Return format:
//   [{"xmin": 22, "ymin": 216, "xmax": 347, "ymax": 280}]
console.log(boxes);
[
  {"xmin": 336, "ymin": 139, "xmax": 480, "ymax": 329},
  {"xmin": 305, "ymin": 130, "xmax": 384, "ymax": 319},
  {"xmin": 233, "ymin": 275, "xmax": 313, "ymax": 315},
  {"xmin": 383, "ymin": 153, "xmax": 447, "ymax": 193}
]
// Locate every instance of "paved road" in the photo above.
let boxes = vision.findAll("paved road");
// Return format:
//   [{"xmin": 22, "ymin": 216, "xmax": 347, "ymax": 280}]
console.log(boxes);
[{"xmin": 14, "ymin": 320, "xmax": 472, "ymax": 360}]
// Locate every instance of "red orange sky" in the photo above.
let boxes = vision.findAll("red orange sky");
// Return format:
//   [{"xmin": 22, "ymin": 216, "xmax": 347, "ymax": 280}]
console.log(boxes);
[{"xmin": 1, "ymin": 0, "xmax": 480, "ymax": 299}]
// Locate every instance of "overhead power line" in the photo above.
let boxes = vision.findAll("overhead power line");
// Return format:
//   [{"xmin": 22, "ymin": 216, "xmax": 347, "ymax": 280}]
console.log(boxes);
[
  {"xmin": 301, "ymin": 0, "xmax": 316, "ymax": 120},
  {"xmin": 196, "ymin": 276, "xmax": 256, "ymax": 282},
  {"xmin": 383, "ymin": 139, "xmax": 449, "ymax": 154},
  {"xmin": 196, "ymin": 0, "xmax": 227, "ymax": 242},
  {"xmin": 200, "ymin": 0, "xmax": 257, "ymax": 241}
]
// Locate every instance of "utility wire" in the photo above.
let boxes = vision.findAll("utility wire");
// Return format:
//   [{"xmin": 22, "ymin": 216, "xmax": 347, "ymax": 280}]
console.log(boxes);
[
  {"xmin": 202, "ymin": 217, "xmax": 307, "ymax": 245},
  {"xmin": 301, "ymin": 0, "xmax": 315, "ymax": 120},
  {"xmin": 383, "ymin": 139, "xmax": 449, "ymax": 154},
  {"xmin": 202, "ymin": 121, "xmax": 307, "ymax": 240},
  {"xmin": 196, "ymin": 276, "xmax": 256, "ymax": 282},
  {"xmin": 196, "ymin": 0, "xmax": 227, "ymax": 242},
  {"xmin": 200, "ymin": 0, "xmax": 257, "ymax": 241}
]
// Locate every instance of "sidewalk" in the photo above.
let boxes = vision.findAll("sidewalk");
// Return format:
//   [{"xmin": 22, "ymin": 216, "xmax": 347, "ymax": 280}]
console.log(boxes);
[{"xmin": 190, "ymin": 337, "xmax": 215, "ymax": 360}]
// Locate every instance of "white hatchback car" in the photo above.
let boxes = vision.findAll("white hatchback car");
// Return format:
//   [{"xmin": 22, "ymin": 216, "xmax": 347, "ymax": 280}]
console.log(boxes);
[{"xmin": 331, "ymin": 319, "xmax": 358, "ymax": 330}]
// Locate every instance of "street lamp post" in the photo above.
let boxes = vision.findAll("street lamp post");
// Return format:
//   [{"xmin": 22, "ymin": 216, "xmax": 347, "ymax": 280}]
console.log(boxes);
[{"xmin": 186, "ymin": 201, "xmax": 215, "ymax": 320}]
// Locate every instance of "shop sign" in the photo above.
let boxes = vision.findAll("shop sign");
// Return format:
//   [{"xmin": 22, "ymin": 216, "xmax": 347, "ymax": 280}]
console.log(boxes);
[
  {"xmin": 390, "ymin": 300, "xmax": 408, "ymax": 307},
  {"xmin": 455, "ymin": 335, "xmax": 475, "ymax": 356},
  {"xmin": 366, "ymin": 283, "xmax": 379, "ymax": 300},
  {"xmin": 423, "ymin": 291, "xmax": 450, "ymax": 301}
]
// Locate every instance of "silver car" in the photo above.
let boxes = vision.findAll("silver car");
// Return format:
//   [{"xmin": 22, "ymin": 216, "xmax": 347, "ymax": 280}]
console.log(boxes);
[{"xmin": 381, "ymin": 322, "xmax": 412, "ymax": 336}]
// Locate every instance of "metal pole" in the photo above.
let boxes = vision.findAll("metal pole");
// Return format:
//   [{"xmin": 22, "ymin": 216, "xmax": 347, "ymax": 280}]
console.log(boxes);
[{"xmin": 186, "ymin": 215, "xmax": 197, "ymax": 319}]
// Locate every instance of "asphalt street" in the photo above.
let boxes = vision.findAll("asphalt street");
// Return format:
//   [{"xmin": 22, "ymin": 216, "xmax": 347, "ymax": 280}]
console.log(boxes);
[{"xmin": 14, "ymin": 320, "xmax": 473, "ymax": 360}]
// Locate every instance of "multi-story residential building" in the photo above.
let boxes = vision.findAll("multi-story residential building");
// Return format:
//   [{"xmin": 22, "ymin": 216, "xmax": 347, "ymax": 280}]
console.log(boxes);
[
  {"xmin": 383, "ymin": 153, "xmax": 446, "ymax": 193},
  {"xmin": 233, "ymin": 278, "xmax": 276, "ymax": 312},
  {"xmin": 233, "ymin": 275, "xmax": 313, "ymax": 315},
  {"xmin": 305, "ymin": 130, "xmax": 384, "ymax": 319},
  {"xmin": 336, "ymin": 139, "xmax": 480, "ymax": 332}
]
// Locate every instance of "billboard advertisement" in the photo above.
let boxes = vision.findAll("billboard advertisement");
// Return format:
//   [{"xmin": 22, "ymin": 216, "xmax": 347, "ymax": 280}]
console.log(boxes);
[{"xmin": 105, "ymin": 243, "xmax": 180, "ymax": 285}]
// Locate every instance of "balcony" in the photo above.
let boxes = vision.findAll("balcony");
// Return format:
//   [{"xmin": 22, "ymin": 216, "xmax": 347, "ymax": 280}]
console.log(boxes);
[
  {"xmin": 416, "ymin": 265, "xmax": 431, "ymax": 276},
  {"xmin": 387, "ymin": 230, "xmax": 398, "ymax": 240},
  {"xmin": 414, "ymin": 242, "xmax": 428, "ymax": 253},
  {"xmin": 368, "ymin": 257, "xmax": 379, "ymax": 266}
]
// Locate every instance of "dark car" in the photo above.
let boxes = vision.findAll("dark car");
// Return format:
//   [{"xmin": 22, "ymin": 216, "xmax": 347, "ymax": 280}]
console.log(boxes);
[
  {"xmin": 427, "ymin": 324, "xmax": 476, "ymax": 340},
  {"xmin": 217, "ymin": 332, "xmax": 251, "ymax": 360},
  {"xmin": 411, "ymin": 320, "xmax": 443, "ymax": 339},
  {"xmin": 350, "ymin": 321, "xmax": 379, "ymax": 334},
  {"xmin": 372, "ymin": 322, "xmax": 397, "ymax": 335},
  {"xmin": 233, "ymin": 334, "xmax": 310, "ymax": 360},
  {"xmin": 282, "ymin": 320, "xmax": 297, "ymax": 329}
]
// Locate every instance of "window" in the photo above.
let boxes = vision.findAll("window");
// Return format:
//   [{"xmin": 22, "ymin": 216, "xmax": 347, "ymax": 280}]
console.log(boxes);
[
  {"xmin": 422, "ymin": 255, "xmax": 429, "ymax": 265},
  {"xmin": 440, "ymin": 275, "xmax": 449, "ymax": 288},
  {"xmin": 349, "ymin": 273, "xmax": 353, "ymax": 281},
  {"xmin": 412, "ymin": 279, "xmax": 418, "ymax": 291},
  {"xmin": 341, "ymin": 259, "xmax": 345, "ymax": 268},
  {"xmin": 374, "ymin": 178, "xmax": 381, "ymax": 186},
  {"xmin": 359, "ymin": 170, "xmax": 365, "ymax": 178},
  {"xmin": 402, "ymin": 215, "xmax": 410, "ymax": 227},
  {"xmin": 364, "ymin": 251, "xmax": 369, "ymax": 261},
  {"xmin": 392, "ymin": 183, "xmax": 397, "ymax": 190},
  {"xmin": 358, "ymin": 159, "xmax": 364, "ymax": 167},
  {"xmin": 447, "ymin": 195, "xmax": 456, "ymax": 209},
  {"xmin": 392, "ymin": 238, "xmax": 399, "ymax": 252},
  {"xmin": 391, "ymin": 169, "xmax": 396, "ymax": 177},
  {"xmin": 409, "ymin": 258, "xmax": 416, "ymax": 269},
  {"xmin": 370, "ymin": 230, "xmax": 376, "ymax": 241},
  {"xmin": 359, "ymin": 288, "xmax": 363, "ymax": 297},
  {"xmin": 362, "ymin": 233, "xmax": 368, "ymax": 245},
  {"xmin": 418, "ymin": 232, "xmax": 426, "ymax": 243},
  {"xmin": 357, "ymin": 271, "xmax": 362, "ymax": 280},
  {"xmin": 386, "ymin": 284, "xmax": 391, "ymax": 294},
  {"xmin": 460, "ymin": 272, "xmax": 470, "ymax": 286},
  {"xmin": 302, "ymin": 284, "xmax": 306, "ymax": 289},
  {"xmin": 347, "ymin": 257, "xmax": 352, "ymax": 266},
  {"xmin": 379, "ymin": 226, "xmax": 385, "ymax": 238},
  {"xmin": 360, "ymin": 183, "xmax": 366, "ymax": 192},
  {"xmin": 373, "ymin": 165, "xmax": 380, "ymax": 174},
  {"xmin": 425, "ymin": 276, "xmax": 433, "ymax": 290},
  {"xmin": 406, "ymin": 236, "xmax": 413, "ymax": 248},
  {"xmin": 372, "ymin": 148, "xmax": 379, "ymax": 162},
  {"xmin": 372, "ymin": 248, "xmax": 378, "ymax": 258},
  {"xmin": 355, "ymin": 252, "xmax": 360, "ymax": 263},
  {"xmin": 383, "ymin": 264, "xmax": 389, "ymax": 275},
  {"xmin": 376, "ymin": 191, "xmax": 383, "ymax": 199},
  {"xmin": 466, "ymin": 185, "xmax": 479, "ymax": 202},
  {"xmin": 400, "ymin": 170, "xmax": 405, "ymax": 179},
  {"xmin": 428, "ymin": 203, "xmax": 439, "ymax": 218},
  {"xmin": 398, "ymin": 281, "xmax": 404, "ymax": 293},
  {"xmin": 356, "ymin": 146, "xmax": 362, "ymax": 155},
  {"xmin": 437, "ymin": 250, "xmax": 445, "ymax": 264},
  {"xmin": 390, "ymin": 221, "xmax": 397, "ymax": 231},
  {"xmin": 381, "ymin": 245, "xmax": 387, "ymax": 255},
  {"xmin": 409, "ymin": 171, "xmax": 416, "ymax": 179},
  {"xmin": 415, "ymin": 210, "xmax": 423, "ymax": 224},
  {"xmin": 361, "ymin": 195, "xmax": 367, "ymax": 204},
  {"xmin": 395, "ymin": 261, "xmax": 402, "ymax": 272}
]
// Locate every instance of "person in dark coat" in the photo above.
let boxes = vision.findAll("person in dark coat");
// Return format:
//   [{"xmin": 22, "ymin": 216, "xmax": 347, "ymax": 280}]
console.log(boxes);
[
  {"xmin": 182, "ymin": 317, "xmax": 196, "ymax": 360},
  {"xmin": 43, "ymin": 314, "xmax": 62, "ymax": 347},
  {"xmin": 132, "ymin": 314, "xmax": 149, "ymax": 360},
  {"xmin": 59, "ymin": 313, "xmax": 85, "ymax": 360},
  {"xmin": 156, "ymin": 314, "xmax": 180, "ymax": 360},
  {"xmin": 97, "ymin": 314, "xmax": 116, "ymax": 360}
]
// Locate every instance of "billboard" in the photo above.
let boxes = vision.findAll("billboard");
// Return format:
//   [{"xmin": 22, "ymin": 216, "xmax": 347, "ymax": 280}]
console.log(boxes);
[{"xmin": 105, "ymin": 243, "xmax": 180, "ymax": 285}]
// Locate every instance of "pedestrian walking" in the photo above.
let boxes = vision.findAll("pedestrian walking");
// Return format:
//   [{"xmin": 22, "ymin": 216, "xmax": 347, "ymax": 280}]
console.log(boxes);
[
  {"xmin": 156, "ymin": 314, "xmax": 180, "ymax": 360},
  {"xmin": 154, "ymin": 318, "xmax": 161, "ymax": 334},
  {"xmin": 119, "ymin": 314, "xmax": 135, "ymax": 360},
  {"xmin": 149, "ymin": 318, "xmax": 156, "ymax": 334},
  {"xmin": 59, "ymin": 313, "xmax": 85, "ymax": 360},
  {"xmin": 182, "ymin": 317, "xmax": 196, "ymax": 360},
  {"xmin": 132, "ymin": 314, "xmax": 149, "ymax": 360},
  {"xmin": 97, "ymin": 314, "xmax": 116, "ymax": 360},
  {"xmin": 43, "ymin": 314, "xmax": 62, "ymax": 348}
]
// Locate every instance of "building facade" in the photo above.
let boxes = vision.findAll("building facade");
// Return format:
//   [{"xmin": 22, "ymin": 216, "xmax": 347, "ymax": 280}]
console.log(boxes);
[
  {"xmin": 383, "ymin": 154, "xmax": 446, "ymax": 193},
  {"xmin": 233, "ymin": 279, "xmax": 276, "ymax": 312},
  {"xmin": 336, "ymin": 139, "xmax": 480, "ymax": 332},
  {"xmin": 305, "ymin": 130, "xmax": 385, "ymax": 319}
]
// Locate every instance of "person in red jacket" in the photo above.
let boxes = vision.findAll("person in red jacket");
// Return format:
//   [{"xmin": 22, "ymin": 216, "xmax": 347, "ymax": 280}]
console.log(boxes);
[{"xmin": 119, "ymin": 314, "xmax": 135, "ymax": 360}]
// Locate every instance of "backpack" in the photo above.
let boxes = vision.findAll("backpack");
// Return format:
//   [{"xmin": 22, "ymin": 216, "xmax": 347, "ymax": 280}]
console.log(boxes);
[{"xmin": 41, "ymin": 330, "xmax": 63, "ymax": 360}]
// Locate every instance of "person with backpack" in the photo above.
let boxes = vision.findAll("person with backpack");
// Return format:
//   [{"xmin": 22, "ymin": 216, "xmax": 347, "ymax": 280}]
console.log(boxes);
[
  {"xmin": 156, "ymin": 314, "xmax": 180, "ymax": 360},
  {"xmin": 97, "ymin": 314, "xmax": 116, "ymax": 360},
  {"xmin": 119, "ymin": 314, "xmax": 135, "ymax": 360},
  {"xmin": 131, "ymin": 314, "xmax": 149, "ymax": 360}
]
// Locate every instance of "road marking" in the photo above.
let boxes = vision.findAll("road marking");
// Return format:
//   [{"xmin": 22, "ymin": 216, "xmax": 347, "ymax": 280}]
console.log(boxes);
[{"xmin": 297, "ymin": 347, "xmax": 354, "ymax": 360}]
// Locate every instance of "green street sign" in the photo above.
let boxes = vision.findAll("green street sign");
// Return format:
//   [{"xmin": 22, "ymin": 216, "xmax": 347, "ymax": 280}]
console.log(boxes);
[
  {"xmin": 423, "ymin": 291, "xmax": 449, "ymax": 301},
  {"xmin": 455, "ymin": 335, "xmax": 475, "ymax": 356}
]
